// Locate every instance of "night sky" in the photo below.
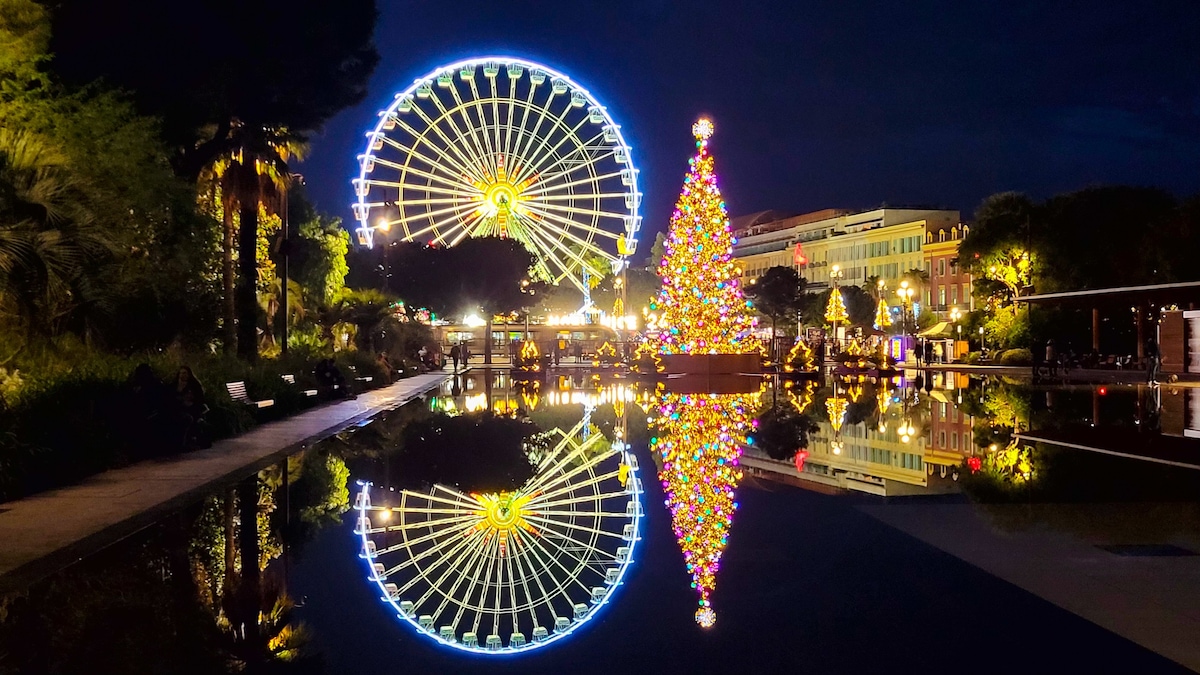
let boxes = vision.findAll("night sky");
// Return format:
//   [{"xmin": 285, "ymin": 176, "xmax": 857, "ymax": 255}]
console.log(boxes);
[{"xmin": 299, "ymin": 0, "xmax": 1200, "ymax": 238}]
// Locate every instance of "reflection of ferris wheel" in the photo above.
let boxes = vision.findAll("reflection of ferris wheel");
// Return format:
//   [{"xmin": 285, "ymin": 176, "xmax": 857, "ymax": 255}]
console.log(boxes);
[
  {"xmin": 355, "ymin": 420, "xmax": 643, "ymax": 653},
  {"xmin": 352, "ymin": 56, "xmax": 643, "ymax": 293}
]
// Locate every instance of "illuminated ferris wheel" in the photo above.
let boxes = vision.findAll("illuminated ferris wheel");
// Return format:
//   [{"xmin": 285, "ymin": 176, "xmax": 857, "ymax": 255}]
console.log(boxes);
[
  {"xmin": 354, "ymin": 419, "xmax": 643, "ymax": 653},
  {"xmin": 352, "ymin": 56, "xmax": 643, "ymax": 293}
]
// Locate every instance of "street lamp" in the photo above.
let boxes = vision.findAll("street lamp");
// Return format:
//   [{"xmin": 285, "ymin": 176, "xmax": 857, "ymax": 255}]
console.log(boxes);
[{"xmin": 979, "ymin": 325, "xmax": 986, "ymax": 355}]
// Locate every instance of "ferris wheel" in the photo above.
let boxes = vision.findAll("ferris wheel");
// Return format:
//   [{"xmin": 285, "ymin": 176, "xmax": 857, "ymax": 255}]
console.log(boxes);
[
  {"xmin": 354, "ymin": 419, "xmax": 644, "ymax": 653},
  {"xmin": 352, "ymin": 56, "xmax": 642, "ymax": 293}
]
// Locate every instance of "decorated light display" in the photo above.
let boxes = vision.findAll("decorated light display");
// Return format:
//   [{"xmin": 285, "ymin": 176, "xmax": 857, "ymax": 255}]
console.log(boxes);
[
  {"xmin": 651, "ymin": 389, "xmax": 759, "ymax": 627},
  {"xmin": 825, "ymin": 287, "xmax": 848, "ymax": 325},
  {"xmin": 874, "ymin": 298, "xmax": 893, "ymax": 330},
  {"xmin": 646, "ymin": 119, "xmax": 757, "ymax": 355},
  {"xmin": 826, "ymin": 394, "xmax": 848, "ymax": 434},
  {"xmin": 783, "ymin": 338, "xmax": 815, "ymax": 373}
]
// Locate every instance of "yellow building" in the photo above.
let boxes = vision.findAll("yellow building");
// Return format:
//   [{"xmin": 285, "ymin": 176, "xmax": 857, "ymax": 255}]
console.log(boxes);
[{"xmin": 734, "ymin": 207, "xmax": 972, "ymax": 323}]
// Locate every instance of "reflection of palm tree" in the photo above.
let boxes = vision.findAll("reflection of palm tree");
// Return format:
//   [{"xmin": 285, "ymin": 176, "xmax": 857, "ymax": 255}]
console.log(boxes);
[{"xmin": 221, "ymin": 581, "xmax": 314, "ymax": 670}]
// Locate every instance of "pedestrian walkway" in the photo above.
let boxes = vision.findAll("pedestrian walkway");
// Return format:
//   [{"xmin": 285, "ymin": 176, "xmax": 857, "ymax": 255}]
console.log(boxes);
[{"xmin": 0, "ymin": 370, "xmax": 451, "ymax": 594}]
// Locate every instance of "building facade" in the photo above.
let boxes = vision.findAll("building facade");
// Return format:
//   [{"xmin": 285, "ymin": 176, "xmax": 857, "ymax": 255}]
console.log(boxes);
[{"xmin": 732, "ymin": 206, "xmax": 971, "ymax": 320}]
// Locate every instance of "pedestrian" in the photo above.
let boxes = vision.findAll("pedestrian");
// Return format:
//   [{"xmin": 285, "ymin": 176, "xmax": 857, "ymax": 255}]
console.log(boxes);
[
  {"xmin": 1045, "ymin": 339, "xmax": 1058, "ymax": 376},
  {"xmin": 553, "ymin": 341, "xmax": 561, "ymax": 367},
  {"xmin": 915, "ymin": 339, "xmax": 923, "ymax": 367},
  {"xmin": 923, "ymin": 341, "xmax": 934, "ymax": 366},
  {"xmin": 450, "ymin": 343, "xmax": 461, "ymax": 372},
  {"xmin": 1146, "ymin": 334, "xmax": 1159, "ymax": 384},
  {"xmin": 573, "ymin": 342, "xmax": 583, "ymax": 363}
]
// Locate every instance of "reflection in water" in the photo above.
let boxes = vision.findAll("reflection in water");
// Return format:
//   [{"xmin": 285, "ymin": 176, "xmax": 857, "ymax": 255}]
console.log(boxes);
[
  {"xmin": 652, "ymin": 389, "xmax": 760, "ymax": 628},
  {"xmin": 354, "ymin": 372, "xmax": 643, "ymax": 653}
]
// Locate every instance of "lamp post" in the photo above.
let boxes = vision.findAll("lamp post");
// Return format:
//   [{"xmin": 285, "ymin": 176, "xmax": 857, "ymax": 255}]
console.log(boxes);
[
  {"xmin": 979, "ymin": 325, "xmax": 986, "ymax": 355},
  {"xmin": 897, "ymin": 281, "xmax": 916, "ymax": 365},
  {"xmin": 950, "ymin": 307, "xmax": 961, "ymax": 361}
]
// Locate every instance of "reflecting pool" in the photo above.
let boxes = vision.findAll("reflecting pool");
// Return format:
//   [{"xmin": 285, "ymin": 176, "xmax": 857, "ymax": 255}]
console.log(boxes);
[{"xmin": 3, "ymin": 369, "xmax": 1200, "ymax": 674}]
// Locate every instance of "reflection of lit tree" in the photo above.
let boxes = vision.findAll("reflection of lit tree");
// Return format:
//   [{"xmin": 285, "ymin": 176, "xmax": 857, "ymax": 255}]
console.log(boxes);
[{"xmin": 652, "ymin": 390, "xmax": 759, "ymax": 627}]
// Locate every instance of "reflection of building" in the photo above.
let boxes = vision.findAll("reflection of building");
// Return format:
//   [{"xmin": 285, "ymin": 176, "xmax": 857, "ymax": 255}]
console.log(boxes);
[{"xmin": 743, "ymin": 380, "xmax": 973, "ymax": 497}]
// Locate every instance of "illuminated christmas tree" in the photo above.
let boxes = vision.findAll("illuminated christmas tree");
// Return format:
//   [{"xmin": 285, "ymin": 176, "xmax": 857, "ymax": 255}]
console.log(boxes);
[
  {"xmin": 647, "ymin": 119, "xmax": 756, "ymax": 355},
  {"xmin": 874, "ymin": 298, "xmax": 893, "ymax": 330},
  {"xmin": 651, "ymin": 390, "xmax": 759, "ymax": 627},
  {"xmin": 825, "ymin": 287, "xmax": 848, "ymax": 325}
]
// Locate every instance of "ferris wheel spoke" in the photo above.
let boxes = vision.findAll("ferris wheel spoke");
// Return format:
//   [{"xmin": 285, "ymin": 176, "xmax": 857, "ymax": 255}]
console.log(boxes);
[
  {"xmin": 385, "ymin": 161, "xmax": 480, "ymax": 197},
  {"xmin": 524, "ymin": 446, "xmax": 612, "ymax": 498},
  {"xmin": 512, "ymin": 113, "xmax": 589, "ymax": 187},
  {"xmin": 471, "ymin": 536, "xmax": 503, "ymax": 636},
  {"xmin": 518, "ymin": 208, "xmax": 614, "ymax": 263},
  {"xmin": 385, "ymin": 523, "xmax": 477, "ymax": 576},
  {"xmin": 393, "ymin": 111, "xmax": 488, "ymax": 185},
  {"xmin": 517, "ymin": 217, "xmax": 583, "ymax": 279},
  {"xmin": 525, "ymin": 130, "xmax": 608, "ymax": 181},
  {"xmin": 393, "ymin": 525, "xmax": 487, "ymax": 597},
  {"xmin": 509, "ymin": 529, "xmax": 573, "ymax": 622},
  {"xmin": 517, "ymin": 526, "xmax": 596, "ymax": 596},
  {"xmin": 511, "ymin": 89, "xmax": 561, "ymax": 182},
  {"xmin": 517, "ymin": 227, "xmax": 571, "ymax": 285},
  {"xmin": 430, "ymin": 215, "xmax": 472, "ymax": 246},
  {"xmin": 523, "ymin": 170, "xmax": 625, "ymax": 197},
  {"xmin": 378, "ymin": 131, "xmax": 482, "ymax": 186},
  {"xmin": 524, "ymin": 202, "xmax": 626, "ymax": 230},
  {"xmin": 411, "ymin": 89, "xmax": 493, "ymax": 181},
  {"xmin": 488, "ymin": 78, "xmax": 505, "ymax": 178},
  {"xmin": 527, "ymin": 146, "xmax": 616, "ymax": 191},
  {"xmin": 445, "ymin": 83, "xmax": 495, "ymax": 179},
  {"xmin": 450, "ymin": 531, "xmax": 501, "ymax": 635},
  {"xmin": 533, "ymin": 192, "xmax": 630, "ymax": 202},
  {"xmin": 465, "ymin": 81, "xmax": 500, "ymax": 177},
  {"xmin": 526, "ymin": 514, "xmax": 626, "ymax": 544},
  {"xmin": 530, "ymin": 490, "xmax": 632, "ymax": 510},
  {"xmin": 500, "ymin": 72, "xmax": 522, "ymax": 165},
  {"xmin": 505, "ymin": 535, "xmax": 547, "ymax": 628},
  {"xmin": 426, "ymin": 528, "xmax": 496, "ymax": 632},
  {"xmin": 506, "ymin": 83, "xmax": 542, "ymax": 174},
  {"xmin": 519, "ymin": 213, "xmax": 606, "ymax": 268},
  {"xmin": 532, "ymin": 469, "xmax": 621, "ymax": 509},
  {"xmin": 381, "ymin": 201, "xmax": 476, "ymax": 234}
]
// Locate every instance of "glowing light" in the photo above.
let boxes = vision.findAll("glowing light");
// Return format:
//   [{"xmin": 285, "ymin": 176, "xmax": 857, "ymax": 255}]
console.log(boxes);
[
  {"xmin": 463, "ymin": 313, "xmax": 487, "ymax": 328},
  {"xmin": 644, "ymin": 118, "xmax": 758, "ymax": 356},
  {"xmin": 692, "ymin": 118, "xmax": 714, "ymax": 140},
  {"xmin": 651, "ymin": 389, "xmax": 760, "ymax": 626}
]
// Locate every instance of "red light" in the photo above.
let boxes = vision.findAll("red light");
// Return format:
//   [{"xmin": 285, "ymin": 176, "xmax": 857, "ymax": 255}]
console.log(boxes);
[
  {"xmin": 794, "ymin": 449, "xmax": 809, "ymax": 473},
  {"xmin": 1098, "ymin": 387, "xmax": 1107, "ymax": 395}
]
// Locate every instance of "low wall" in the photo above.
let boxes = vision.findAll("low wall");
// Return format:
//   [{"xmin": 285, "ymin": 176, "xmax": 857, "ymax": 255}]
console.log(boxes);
[{"xmin": 660, "ymin": 353, "xmax": 763, "ymax": 376}]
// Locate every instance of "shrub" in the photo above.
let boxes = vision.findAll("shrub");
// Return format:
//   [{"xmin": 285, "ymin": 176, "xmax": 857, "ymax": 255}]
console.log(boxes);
[
  {"xmin": 962, "ymin": 351, "xmax": 982, "ymax": 364},
  {"xmin": 998, "ymin": 348, "xmax": 1033, "ymax": 366}
]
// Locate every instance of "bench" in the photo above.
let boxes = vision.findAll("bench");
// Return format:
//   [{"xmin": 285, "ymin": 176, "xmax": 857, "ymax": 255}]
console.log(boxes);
[
  {"xmin": 225, "ymin": 381, "xmax": 274, "ymax": 408},
  {"xmin": 280, "ymin": 374, "xmax": 318, "ymax": 397}
]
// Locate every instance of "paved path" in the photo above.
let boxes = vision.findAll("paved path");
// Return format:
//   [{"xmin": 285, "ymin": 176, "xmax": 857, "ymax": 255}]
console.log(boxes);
[
  {"xmin": 862, "ymin": 501, "xmax": 1200, "ymax": 672},
  {"xmin": 0, "ymin": 371, "xmax": 451, "ymax": 594}
]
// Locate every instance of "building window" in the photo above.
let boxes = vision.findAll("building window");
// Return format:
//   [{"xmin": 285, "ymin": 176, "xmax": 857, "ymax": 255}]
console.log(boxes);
[
  {"xmin": 952, "ymin": 432, "xmax": 959, "ymax": 450},
  {"xmin": 939, "ymin": 286, "xmax": 946, "ymax": 305},
  {"xmin": 938, "ymin": 259, "xmax": 946, "ymax": 277},
  {"xmin": 939, "ymin": 431, "xmax": 946, "ymax": 448}
]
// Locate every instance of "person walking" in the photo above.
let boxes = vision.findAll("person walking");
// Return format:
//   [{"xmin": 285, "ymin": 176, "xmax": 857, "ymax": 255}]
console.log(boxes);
[
  {"xmin": 1045, "ymin": 339, "xmax": 1058, "ymax": 376},
  {"xmin": 923, "ymin": 341, "xmax": 934, "ymax": 367},
  {"xmin": 573, "ymin": 341, "xmax": 583, "ymax": 363},
  {"xmin": 1146, "ymin": 335, "xmax": 1160, "ymax": 384},
  {"xmin": 450, "ymin": 343, "xmax": 461, "ymax": 372}
]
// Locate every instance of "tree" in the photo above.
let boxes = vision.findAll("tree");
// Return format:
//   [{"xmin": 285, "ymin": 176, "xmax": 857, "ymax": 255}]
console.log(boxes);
[
  {"xmin": 824, "ymin": 286, "xmax": 848, "ymax": 326},
  {"xmin": 959, "ymin": 192, "xmax": 1038, "ymax": 303},
  {"xmin": 648, "ymin": 119, "xmax": 756, "ymax": 355},
  {"xmin": 751, "ymin": 404, "xmax": 819, "ymax": 461},
  {"xmin": 746, "ymin": 266, "xmax": 804, "ymax": 353},
  {"xmin": 48, "ymin": 0, "xmax": 380, "ymax": 361}
]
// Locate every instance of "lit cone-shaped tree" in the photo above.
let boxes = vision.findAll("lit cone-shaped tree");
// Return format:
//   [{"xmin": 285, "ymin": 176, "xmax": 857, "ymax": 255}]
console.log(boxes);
[
  {"xmin": 825, "ymin": 287, "xmax": 848, "ymax": 326},
  {"xmin": 874, "ymin": 298, "xmax": 893, "ymax": 331},
  {"xmin": 647, "ymin": 119, "xmax": 756, "ymax": 355},
  {"xmin": 652, "ymin": 390, "xmax": 759, "ymax": 627}
]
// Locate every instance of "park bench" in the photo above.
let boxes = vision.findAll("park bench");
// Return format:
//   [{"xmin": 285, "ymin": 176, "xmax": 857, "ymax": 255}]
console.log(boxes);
[
  {"xmin": 225, "ymin": 381, "xmax": 274, "ymax": 409},
  {"xmin": 280, "ymin": 374, "xmax": 318, "ymax": 397}
]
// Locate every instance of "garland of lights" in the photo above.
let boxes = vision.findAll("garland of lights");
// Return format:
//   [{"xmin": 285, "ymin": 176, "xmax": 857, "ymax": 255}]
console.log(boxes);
[
  {"xmin": 651, "ymin": 390, "xmax": 759, "ymax": 628},
  {"xmin": 783, "ymin": 338, "xmax": 815, "ymax": 373},
  {"xmin": 646, "ymin": 119, "xmax": 757, "ymax": 355}
]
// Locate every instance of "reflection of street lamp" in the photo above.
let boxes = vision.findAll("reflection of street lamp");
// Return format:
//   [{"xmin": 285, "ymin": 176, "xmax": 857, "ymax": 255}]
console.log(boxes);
[{"xmin": 979, "ymin": 325, "xmax": 986, "ymax": 354}]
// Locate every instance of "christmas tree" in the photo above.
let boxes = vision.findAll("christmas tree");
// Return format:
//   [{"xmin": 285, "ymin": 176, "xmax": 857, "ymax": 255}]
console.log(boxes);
[
  {"xmin": 873, "ymin": 298, "xmax": 893, "ymax": 330},
  {"xmin": 647, "ymin": 119, "xmax": 756, "ymax": 355},
  {"xmin": 824, "ymin": 287, "xmax": 848, "ymax": 325},
  {"xmin": 652, "ymin": 390, "xmax": 759, "ymax": 627}
]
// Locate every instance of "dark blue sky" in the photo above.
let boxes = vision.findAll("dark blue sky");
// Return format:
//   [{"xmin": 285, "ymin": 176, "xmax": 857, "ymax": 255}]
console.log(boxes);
[{"xmin": 299, "ymin": 0, "xmax": 1200, "ymax": 237}]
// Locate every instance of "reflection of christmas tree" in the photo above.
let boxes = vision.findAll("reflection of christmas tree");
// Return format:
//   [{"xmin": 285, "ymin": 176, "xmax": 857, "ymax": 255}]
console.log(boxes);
[
  {"xmin": 647, "ymin": 119, "xmax": 756, "ymax": 355},
  {"xmin": 651, "ymin": 390, "xmax": 759, "ymax": 627}
]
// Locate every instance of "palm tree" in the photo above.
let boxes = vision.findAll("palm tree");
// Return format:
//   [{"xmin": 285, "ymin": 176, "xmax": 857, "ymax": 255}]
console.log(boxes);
[
  {"xmin": 0, "ymin": 128, "xmax": 107, "ymax": 349},
  {"xmin": 199, "ymin": 120, "xmax": 306, "ymax": 362}
]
